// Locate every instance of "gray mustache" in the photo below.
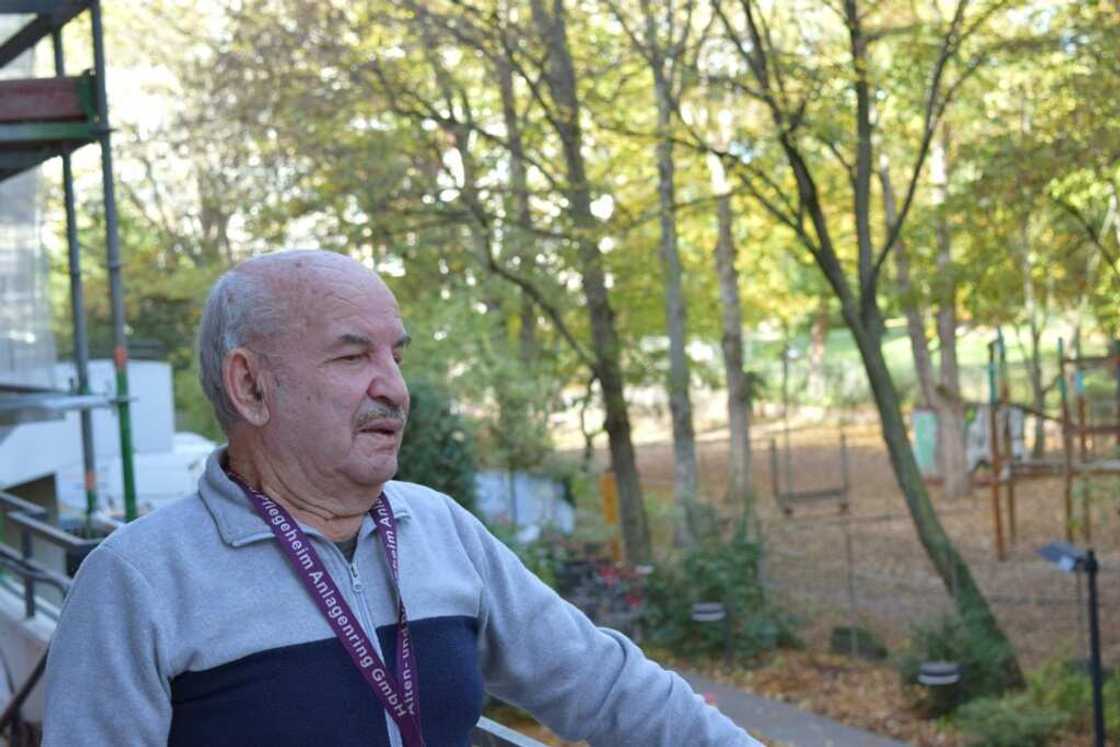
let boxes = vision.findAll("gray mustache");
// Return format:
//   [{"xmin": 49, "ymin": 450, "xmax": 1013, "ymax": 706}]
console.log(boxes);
[{"xmin": 356, "ymin": 403, "xmax": 407, "ymax": 429}]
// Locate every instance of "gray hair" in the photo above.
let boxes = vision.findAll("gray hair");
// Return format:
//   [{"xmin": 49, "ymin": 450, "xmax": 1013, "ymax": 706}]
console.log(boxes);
[{"xmin": 197, "ymin": 259, "xmax": 293, "ymax": 432}]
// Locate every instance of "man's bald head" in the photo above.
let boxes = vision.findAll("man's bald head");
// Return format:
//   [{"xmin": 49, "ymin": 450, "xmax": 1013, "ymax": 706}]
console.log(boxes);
[{"xmin": 197, "ymin": 250, "xmax": 388, "ymax": 432}]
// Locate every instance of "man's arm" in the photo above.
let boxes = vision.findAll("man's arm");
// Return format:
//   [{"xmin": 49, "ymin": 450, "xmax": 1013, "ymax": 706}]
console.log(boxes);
[
  {"xmin": 452, "ymin": 506, "xmax": 763, "ymax": 746},
  {"xmin": 42, "ymin": 543, "xmax": 171, "ymax": 746}
]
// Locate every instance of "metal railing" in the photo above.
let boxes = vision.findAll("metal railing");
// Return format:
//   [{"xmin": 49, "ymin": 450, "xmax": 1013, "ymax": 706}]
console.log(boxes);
[
  {"xmin": 0, "ymin": 489, "xmax": 117, "ymax": 618},
  {"xmin": 470, "ymin": 716, "xmax": 548, "ymax": 746}
]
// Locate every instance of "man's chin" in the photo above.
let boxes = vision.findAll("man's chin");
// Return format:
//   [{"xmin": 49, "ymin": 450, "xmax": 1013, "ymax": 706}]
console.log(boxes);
[{"xmin": 341, "ymin": 459, "xmax": 399, "ymax": 490}]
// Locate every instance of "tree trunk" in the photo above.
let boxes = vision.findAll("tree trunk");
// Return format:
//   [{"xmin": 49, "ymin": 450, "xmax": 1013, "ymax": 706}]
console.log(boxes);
[
  {"xmin": 1026, "ymin": 315, "xmax": 1047, "ymax": 458},
  {"xmin": 843, "ymin": 303, "xmax": 1024, "ymax": 688},
  {"xmin": 645, "ymin": 13, "xmax": 700, "ymax": 543},
  {"xmin": 807, "ymin": 296, "xmax": 829, "ymax": 401},
  {"xmin": 880, "ymin": 156, "xmax": 936, "ymax": 409},
  {"xmin": 931, "ymin": 129, "xmax": 971, "ymax": 499},
  {"xmin": 1019, "ymin": 220, "xmax": 1047, "ymax": 458},
  {"xmin": 496, "ymin": 48, "xmax": 538, "ymax": 365},
  {"xmin": 712, "ymin": 182, "xmax": 753, "ymax": 509},
  {"xmin": 530, "ymin": 0, "xmax": 651, "ymax": 563}
]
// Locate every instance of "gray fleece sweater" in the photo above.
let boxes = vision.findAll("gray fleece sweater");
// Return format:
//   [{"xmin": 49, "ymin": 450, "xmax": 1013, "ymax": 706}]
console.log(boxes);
[{"xmin": 42, "ymin": 449, "xmax": 761, "ymax": 746}]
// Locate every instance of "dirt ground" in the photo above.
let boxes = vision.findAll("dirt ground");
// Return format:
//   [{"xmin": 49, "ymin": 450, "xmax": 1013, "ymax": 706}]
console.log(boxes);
[
  {"xmin": 661, "ymin": 420, "xmax": 1120, "ymax": 673},
  {"xmin": 495, "ymin": 417, "xmax": 1119, "ymax": 744}
]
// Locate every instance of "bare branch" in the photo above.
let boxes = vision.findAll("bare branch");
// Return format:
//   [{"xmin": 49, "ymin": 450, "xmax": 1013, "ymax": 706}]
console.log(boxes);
[
  {"xmin": 869, "ymin": 0, "xmax": 972, "ymax": 287},
  {"xmin": 1052, "ymin": 195, "xmax": 1120, "ymax": 282}
]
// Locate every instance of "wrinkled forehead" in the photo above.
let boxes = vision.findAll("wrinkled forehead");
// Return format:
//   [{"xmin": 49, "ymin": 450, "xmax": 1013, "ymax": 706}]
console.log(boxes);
[
  {"xmin": 241, "ymin": 253, "xmax": 402, "ymax": 350},
  {"xmin": 278, "ymin": 264, "xmax": 400, "ymax": 339}
]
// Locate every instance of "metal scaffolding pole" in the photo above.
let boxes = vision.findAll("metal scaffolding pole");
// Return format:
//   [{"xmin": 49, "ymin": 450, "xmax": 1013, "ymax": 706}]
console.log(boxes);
[
  {"xmin": 89, "ymin": 0, "xmax": 137, "ymax": 521},
  {"xmin": 51, "ymin": 27, "xmax": 99, "ymax": 524}
]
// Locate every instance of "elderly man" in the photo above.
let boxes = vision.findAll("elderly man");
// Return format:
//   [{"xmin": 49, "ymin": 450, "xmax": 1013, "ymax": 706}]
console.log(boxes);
[{"xmin": 43, "ymin": 250, "xmax": 760, "ymax": 746}]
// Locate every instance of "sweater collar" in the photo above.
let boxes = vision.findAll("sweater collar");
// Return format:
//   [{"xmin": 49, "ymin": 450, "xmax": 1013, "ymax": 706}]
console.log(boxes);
[{"xmin": 198, "ymin": 447, "xmax": 411, "ymax": 547}]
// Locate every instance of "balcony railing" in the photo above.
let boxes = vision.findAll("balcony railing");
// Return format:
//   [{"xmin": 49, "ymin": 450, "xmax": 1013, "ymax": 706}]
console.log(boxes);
[
  {"xmin": 0, "ymin": 489, "xmax": 120, "ymax": 617},
  {"xmin": 470, "ymin": 716, "xmax": 549, "ymax": 746}
]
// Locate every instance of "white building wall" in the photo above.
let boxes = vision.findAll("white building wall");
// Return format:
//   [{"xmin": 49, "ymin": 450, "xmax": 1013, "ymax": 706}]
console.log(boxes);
[{"xmin": 0, "ymin": 359, "xmax": 174, "ymax": 491}]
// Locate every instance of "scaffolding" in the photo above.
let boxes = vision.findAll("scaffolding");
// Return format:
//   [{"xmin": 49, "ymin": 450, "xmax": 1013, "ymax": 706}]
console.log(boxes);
[
  {"xmin": 0, "ymin": 1, "xmax": 136, "ymax": 522},
  {"xmin": 986, "ymin": 330, "xmax": 1120, "ymax": 559}
]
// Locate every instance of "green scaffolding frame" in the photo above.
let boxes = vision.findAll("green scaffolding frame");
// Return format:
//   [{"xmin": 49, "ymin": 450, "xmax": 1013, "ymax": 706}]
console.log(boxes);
[{"xmin": 0, "ymin": 0, "xmax": 137, "ymax": 522}]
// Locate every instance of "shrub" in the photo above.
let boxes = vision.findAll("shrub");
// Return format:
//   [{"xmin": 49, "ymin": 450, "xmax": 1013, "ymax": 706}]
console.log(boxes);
[
  {"xmin": 955, "ymin": 693, "xmax": 1067, "ymax": 747},
  {"xmin": 396, "ymin": 376, "xmax": 477, "ymax": 511},
  {"xmin": 641, "ymin": 520, "xmax": 800, "ymax": 661},
  {"xmin": 897, "ymin": 612, "xmax": 1019, "ymax": 714},
  {"xmin": 953, "ymin": 658, "xmax": 1120, "ymax": 745},
  {"xmin": 1026, "ymin": 659, "xmax": 1120, "ymax": 736}
]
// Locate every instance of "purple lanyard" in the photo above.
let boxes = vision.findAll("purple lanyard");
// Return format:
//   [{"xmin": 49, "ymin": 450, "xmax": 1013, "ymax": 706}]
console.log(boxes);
[{"xmin": 229, "ymin": 473, "xmax": 425, "ymax": 747}]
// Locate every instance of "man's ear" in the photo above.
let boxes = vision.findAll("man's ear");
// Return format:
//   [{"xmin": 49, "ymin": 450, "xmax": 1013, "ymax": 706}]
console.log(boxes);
[{"xmin": 224, "ymin": 348, "xmax": 271, "ymax": 426}]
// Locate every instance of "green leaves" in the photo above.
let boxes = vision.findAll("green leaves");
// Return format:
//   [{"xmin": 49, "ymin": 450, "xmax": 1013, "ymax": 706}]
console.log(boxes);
[{"xmin": 396, "ymin": 375, "xmax": 478, "ymax": 510}]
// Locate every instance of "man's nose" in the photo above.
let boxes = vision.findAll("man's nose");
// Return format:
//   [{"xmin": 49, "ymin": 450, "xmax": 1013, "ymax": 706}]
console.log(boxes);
[{"xmin": 367, "ymin": 357, "xmax": 408, "ymax": 410}]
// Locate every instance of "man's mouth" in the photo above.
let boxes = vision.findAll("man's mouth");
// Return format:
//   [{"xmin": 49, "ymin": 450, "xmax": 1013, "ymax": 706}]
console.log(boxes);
[{"xmin": 358, "ymin": 420, "xmax": 403, "ymax": 437}]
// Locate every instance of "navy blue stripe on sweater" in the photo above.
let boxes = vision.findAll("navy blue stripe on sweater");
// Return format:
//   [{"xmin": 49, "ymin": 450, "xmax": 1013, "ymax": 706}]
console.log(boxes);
[{"xmin": 169, "ymin": 615, "xmax": 483, "ymax": 746}]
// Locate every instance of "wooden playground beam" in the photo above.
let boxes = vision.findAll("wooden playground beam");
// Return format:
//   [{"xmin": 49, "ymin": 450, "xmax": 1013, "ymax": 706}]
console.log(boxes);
[
  {"xmin": 1066, "ymin": 424, "xmax": 1120, "ymax": 436},
  {"xmin": 1061, "ymin": 354, "xmax": 1120, "ymax": 367},
  {"xmin": 983, "ymin": 333, "xmax": 1120, "ymax": 554}
]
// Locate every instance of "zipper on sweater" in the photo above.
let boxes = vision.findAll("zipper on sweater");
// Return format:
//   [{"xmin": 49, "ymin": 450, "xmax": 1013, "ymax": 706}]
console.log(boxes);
[
  {"xmin": 349, "ymin": 560, "xmax": 364, "ymax": 592},
  {"xmin": 326, "ymin": 540, "xmax": 404, "ymax": 747}
]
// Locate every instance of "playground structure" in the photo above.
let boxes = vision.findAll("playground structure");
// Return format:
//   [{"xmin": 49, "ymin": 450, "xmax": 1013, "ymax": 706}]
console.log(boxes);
[
  {"xmin": 766, "ymin": 341, "xmax": 852, "ymax": 517},
  {"xmin": 769, "ymin": 432, "xmax": 850, "ymax": 516},
  {"xmin": 985, "ymin": 330, "xmax": 1120, "ymax": 560}
]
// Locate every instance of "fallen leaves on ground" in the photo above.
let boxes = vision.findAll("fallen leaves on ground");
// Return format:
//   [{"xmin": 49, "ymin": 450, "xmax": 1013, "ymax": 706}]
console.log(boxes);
[{"xmin": 651, "ymin": 647, "xmax": 966, "ymax": 746}]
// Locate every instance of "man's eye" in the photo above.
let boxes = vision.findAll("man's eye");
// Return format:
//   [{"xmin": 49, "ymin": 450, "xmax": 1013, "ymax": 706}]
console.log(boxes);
[{"xmin": 338, "ymin": 353, "xmax": 366, "ymax": 363}]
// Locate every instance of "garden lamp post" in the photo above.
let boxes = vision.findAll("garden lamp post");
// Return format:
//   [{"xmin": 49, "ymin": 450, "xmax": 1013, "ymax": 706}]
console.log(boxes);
[{"xmin": 1037, "ymin": 541, "xmax": 1104, "ymax": 747}]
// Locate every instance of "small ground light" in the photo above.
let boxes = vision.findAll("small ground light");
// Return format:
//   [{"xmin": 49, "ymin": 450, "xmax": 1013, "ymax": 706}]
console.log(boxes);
[
  {"xmin": 917, "ymin": 660, "xmax": 961, "ymax": 686},
  {"xmin": 1037, "ymin": 541, "xmax": 1105, "ymax": 747},
  {"xmin": 917, "ymin": 660, "xmax": 961, "ymax": 714},
  {"xmin": 691, "ymin": 602, "xmax": 731, "ymax": 669}
]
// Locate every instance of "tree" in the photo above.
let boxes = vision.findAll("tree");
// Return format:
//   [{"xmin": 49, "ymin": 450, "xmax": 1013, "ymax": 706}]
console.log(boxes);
[
  {"xmin": 880, "ymin": 125, "xmax": 971, "ymax": 498},
  {"xmin": 188, "ymin": 0, "xmax": 659, "ymax": 561},
  {"xmin": 607, "ymin": 0, "xmax": 703, "ymax": 541},
  {"xmin": 397, "ymin": 376, "xmax": 478, "ymax": 510},
  {"xmin": 698, "ymin": 0, "xmax": 1028, "ymax": 685},
  {"xmin": 708, "ymin": 152, "xmax": 754, "ymax": 508},
  {"xmin": 525, "ymin": 0, "xmax": 652, "ymax": 561}
]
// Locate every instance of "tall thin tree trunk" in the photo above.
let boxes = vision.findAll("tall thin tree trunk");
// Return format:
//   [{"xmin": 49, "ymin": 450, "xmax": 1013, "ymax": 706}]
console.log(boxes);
[
  {"xmin": 1026, "ymin": 317, "xmax": 1047, "ymax": 458},
  {"xmin": 807, "ymin": 296, "xmax": 829, "ymax": 401},
  {"xmin": 931, "ymin": 129, "xmax": 971, "ymax": 498},
  {"xmin": 709, "ymin": 163, "xmax": 752, "ymax": 509},
  {"xmin": 1017, "ymin": 217, "xmax": 1048, "ymax": 458},
  {"xmin": 880, "ymin": 155, "xmax": 936, "ymax": 409},
  {"xmin": 643, "ymin": 5, "xmax": 699, "ymax": 543},
  {"xmin": 496, "ymin": 46, "xmax": 538, "ymax": 365},
  {"xmin": 530, "ymin": 0, "xmax": 651, "ymax": 562}
]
